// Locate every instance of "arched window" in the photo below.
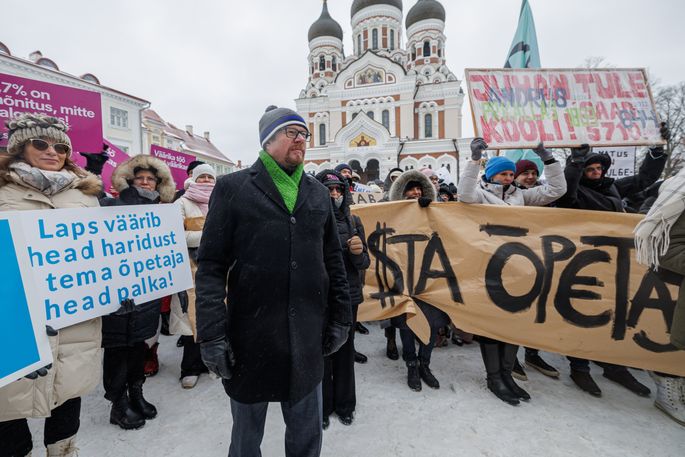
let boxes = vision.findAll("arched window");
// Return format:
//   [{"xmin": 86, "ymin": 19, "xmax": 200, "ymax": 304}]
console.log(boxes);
[
  {"xmin": 390, "ymin": 30, "xmax": 395, "ymax": 51},
  {"xmin": 438, "ymin": 40, "xmax": 443, "ymax": 57},
  {"xmin": 423, "ymin": 41, "xmax": 431, "ymax": 57},
  {"xmin": 372, "ymin": 29, "xmax": 379, "ymax": 50},
  {"xmin": 319, "ymin": 55, "xmax": 325, "ymax": 71},
  {"xmin": 357, "ymin": 35, "xmax": 362, "ymax": 54},
  {"xmin": 382, "ymin": 110, "xmax": 390, "ymax": 129},
  {"xmin": 367, "ymin": 111, "xmax": 375, "ymax": 121},
  {"xmin": 425, "ymin": 114, "xmax": 433, "ymax": 138},
  {"xmin": 319, "ymin": 123, "xmax": 326, "ymax": 146},
  {"xmin": 411, "ymin": 49, "xmax": 417, "ymax": 61},
  {"xmin": 332, "ymin": 56, "xmax": 337, "ymax": 72}
]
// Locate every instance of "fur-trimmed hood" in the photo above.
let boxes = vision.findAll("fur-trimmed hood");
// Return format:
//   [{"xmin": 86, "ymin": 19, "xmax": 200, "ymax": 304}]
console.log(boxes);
[
  {"xmin": 0, "ymin": 159, "xmax": 102, "ymax": 196},
  {"xmin": 388, "ymin": 169, "xmax": 437, "ymax": 202},
  {"xmin": 111, "ymin": 154, "xmax": 176, "ymax": 203}
]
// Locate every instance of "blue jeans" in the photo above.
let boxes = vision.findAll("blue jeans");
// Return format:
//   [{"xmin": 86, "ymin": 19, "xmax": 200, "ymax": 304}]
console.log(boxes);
[{"xmin": 228, "ymin": 383, "xmax": 323, "ymax": 457}]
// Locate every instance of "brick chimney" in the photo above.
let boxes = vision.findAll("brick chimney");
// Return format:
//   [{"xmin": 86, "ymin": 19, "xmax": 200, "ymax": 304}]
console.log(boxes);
[
  {"xmin": 203, "ymin": 131, "xmax": 210, "ymax": 141},
  {"xmin": 186, "ymin": 125, "xmax": 193, "ymax": 135}
]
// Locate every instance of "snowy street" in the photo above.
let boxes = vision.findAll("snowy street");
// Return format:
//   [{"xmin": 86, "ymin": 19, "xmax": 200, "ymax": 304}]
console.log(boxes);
[{"xmin": 28, "ymin": 326, "xmax": 684, "ymax": 457}]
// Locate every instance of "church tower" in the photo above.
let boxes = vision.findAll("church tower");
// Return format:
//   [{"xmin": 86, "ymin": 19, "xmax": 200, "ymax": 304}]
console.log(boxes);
[
  {"xmin": 405, "ymin": 0, "xmax": 455, "ymax": 84},
  {"xmin": 350, "ymin": 0, "xmax": 404, "ymax": 61},
  {"xmin": 306, "ymin": 0, "xmax": 344, "ymax": 97}
]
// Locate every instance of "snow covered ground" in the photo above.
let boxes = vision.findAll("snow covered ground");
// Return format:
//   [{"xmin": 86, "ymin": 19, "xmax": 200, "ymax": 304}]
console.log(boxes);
[{"xmin": 30, "ymin": 326, "xmax": 684, "ymax": 457}]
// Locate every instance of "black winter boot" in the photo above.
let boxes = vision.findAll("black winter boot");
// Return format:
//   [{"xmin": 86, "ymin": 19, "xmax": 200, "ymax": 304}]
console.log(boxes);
[
  {"xmin": 501, "ymin": 343, "xmax": 531, "ymax": 401},
  {"xmin": 570, "ymin": 369, "xmax": 602, "ymax": 397},
  {"xmin": 419, "ymin": 361, "xmax": 440, "ymax": 389},
  {"xmin": 406, "ymin": 360, "xmax": 422, "ymax": 392},
  {"xmin": 354, "ymin": 351, "xmax": 368, "ymax": 364},
  {"xmin": 480, "ymin": 343, "xmax": 519, "ymax": 406},
  {"xmin": 129, "ymin": 381, "xmax": 157, "ymax": 419},
  {"xmin": 602, "ymin": 366, "xmax": 651, "ymax": 397},
  {"xmin": 110, "ymin": 395, "xmax": 145, "ymax": 430}
]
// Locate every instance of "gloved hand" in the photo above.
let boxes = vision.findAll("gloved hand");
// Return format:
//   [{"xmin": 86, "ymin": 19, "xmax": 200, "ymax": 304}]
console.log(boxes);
[
  {"xmin": 323, "ymin": 321, "xmax": 351, "ymax": 356},
  {"xmin": 660, "ymin": 122, "xmax": 671, "ymax": 141},
  {"xmin": 649, "ymin": 122, "xmax": 671, "ymax": 157},
  {"xmin": 114, "ymin": 298, "xmax": 136, "ymax": 316},
  {"xmin": 470, "ymin": 137, "xmax": 488, "ymax": 161},
  {"xmin": 532, "ymin": 142, "xmax": 554, "ymax": 162},
  {"xmin": 347, "ymin": 236, "xmax": 363, "ymax": 255},
  {"xmin": 418, "ymin": 197, "xmax": 432, "ymax": 208},
  {"xmin": 25, "ymin": 326, "xmax": 55, "ymax": 380},
  {"xmin": 200, "ymin": 338, "xmax": 235, "ymax": 380},
  {"xmin": 571, "ymin": 144, "xmax": 590, "ymax": 163},
  {"xmin": 80, "ymin": 151, "xmax": 110, "ymax": 176},
  {"xmin": 178, "ymin": 291, "xmax": 189, "ymax": 314}
]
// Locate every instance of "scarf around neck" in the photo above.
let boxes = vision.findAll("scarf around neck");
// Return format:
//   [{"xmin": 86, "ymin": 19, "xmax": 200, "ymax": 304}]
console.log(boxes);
[
  {"xmin": 259, "ymin": 150, "xmax": 303, "ymax": 213},
  {"xmin": 634, "ymin": 169, "xmax": 685, "ymax": 269},
  {"xmin": 184, "ymin": 181, "xmax": 214, "ymax": 215},
  {"xmin": 10, "ymin": 161, "xmax": 77, "ymax": 196}
]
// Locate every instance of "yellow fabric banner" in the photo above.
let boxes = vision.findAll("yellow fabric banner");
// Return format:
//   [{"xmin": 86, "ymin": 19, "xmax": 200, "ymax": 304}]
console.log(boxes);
[{"xmin": 353, "ymin": 201, "xmax": 685, "ymax": 377}]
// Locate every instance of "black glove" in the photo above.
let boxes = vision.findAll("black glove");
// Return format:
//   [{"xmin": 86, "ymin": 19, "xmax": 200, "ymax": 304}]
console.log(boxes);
[
  {"xmin": 532, "ymin": 142, "xmax": 554, "ymax": 162},
  {"xmin": 571, "ymin": 144, "xmax": 590, "ymax": 163},
  {"xmin": 470, "ymin": 137, "xmax": 488, "ymax": 161},
  {"xmin": 178, "ymin": 291, "xmax": 189, "ymax": 314},
  {"xmin": 660, "ymin": 122, "xmax": 671, "ymax": 141},
  {"xmin": 80, "ymin": 151, "xmax": 110, "ymax": 176},
  {"xmin": 24, "ymin": 364, "xmax": 52, "ymax": 380},
  {"xmin": 200, "ymin": 338, "xmax": 235, "ymax": 380},
  {"xmin": 46, "ymin": 325, "xmax": 58, "ymax": 337},
  {"xmin": 323, "ymin": 321, "xmax": 351, "ymax": 357},
  {"xmin": 114, "ymin": 298, "xmax": 136, "ymax": 316},
  {"xmin": 418, "ymin": 196, "xmax": 432, "ymax": 208}
]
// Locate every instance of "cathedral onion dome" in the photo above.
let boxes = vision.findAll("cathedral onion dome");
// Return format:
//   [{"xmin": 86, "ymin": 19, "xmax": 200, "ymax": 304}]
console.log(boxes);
[
  {"xmin": 351, "ymin": 0, "xmax": 403, "ymax": 17},
  {"xmin": 308, "ymin": 0, "xmax": 343, "ymax": 42},
  {"xmin": 406, "ymin": 0, "xmax": 445, "ymax": 29}
]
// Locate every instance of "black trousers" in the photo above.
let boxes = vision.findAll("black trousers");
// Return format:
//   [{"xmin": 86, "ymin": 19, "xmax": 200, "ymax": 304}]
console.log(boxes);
[
  {"xmin": 103, "ymin": 342, "xmax": 146, "ymax": 402},
  {"xmin": 322, "ymin": 323, "xmax": 356, "ymax": 418},
  {"xmin": 181, "ymin": 336, "xmax": 208, "ymax": 377},
  {"xmin": 0, "ymin": 397, "xmax": 81, "ymax": 457}
]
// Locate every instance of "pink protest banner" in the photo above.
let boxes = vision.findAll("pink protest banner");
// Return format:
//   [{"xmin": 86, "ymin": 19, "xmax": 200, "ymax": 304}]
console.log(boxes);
[
  {"xmin": 465, "ymin": 68, "xmax": 663, "ymax": 149},
  {"xmin": 150, "ymin": 144, "xmax": 195, "ymax": 190},
  {"xmin": 0, "ymin": 73, "xmax": 102, "ymax": 154}
]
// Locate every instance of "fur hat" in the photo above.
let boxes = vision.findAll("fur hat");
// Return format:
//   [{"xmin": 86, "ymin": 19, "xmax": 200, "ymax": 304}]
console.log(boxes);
[
  {"xmin": 515, "ymin": 159, "xmax": 540, "ymax": 178},
  {"xmin": 111, "ymin": 155, "xmax": 176, "ymax": 203},
  {"xmin": 388, "ymin": 169, "xmax": 437, "ymax": 201},
  {"xmin": 484, "ymin": 156, "xmax": 516, "ymax": 181},
  {"xmin": 191, "ymin": 163, "xmax": 216, "ymax": 182},
  {"xmin": 5, "ymin": 113, "xmax": 72, "ymax": 156},
  {"xmin": 259, "ymin": 105, "xmax": 307, "ymax": 148}
]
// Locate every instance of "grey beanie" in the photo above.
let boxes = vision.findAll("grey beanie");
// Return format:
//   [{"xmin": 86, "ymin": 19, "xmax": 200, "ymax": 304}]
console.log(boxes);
[
  {"xmin": 258, "ymin": 105, "xmax": 308, "ymax": 148},
  {"xmin": 5, "ymin": 113, "xmax": 72, "ymax": 156}
]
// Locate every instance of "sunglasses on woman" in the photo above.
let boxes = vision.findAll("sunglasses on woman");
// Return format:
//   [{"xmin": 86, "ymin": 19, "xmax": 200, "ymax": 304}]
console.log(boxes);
[{"xmin": 28, "ymin": 138, "xmax": 71, "ymax": 156}]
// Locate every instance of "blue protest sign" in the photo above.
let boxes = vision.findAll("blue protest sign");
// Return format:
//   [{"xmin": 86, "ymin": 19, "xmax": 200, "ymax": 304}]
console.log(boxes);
[{"xmin": 0, "ymin": 218, "xmax": 52, "ymax": 388}]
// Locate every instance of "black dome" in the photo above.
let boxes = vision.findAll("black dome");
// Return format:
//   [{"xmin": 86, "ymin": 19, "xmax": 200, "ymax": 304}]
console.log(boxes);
[
  {"xmin": 406, "ymin": 0, "xmax": 445, "ymax": 29},
  {"xmin": 308, "ymin": 0, "xmax": 343, "ymax": 41},
  {"xmin": 351, "ymin": 0, "xmax": 403, "ymax": 18}
]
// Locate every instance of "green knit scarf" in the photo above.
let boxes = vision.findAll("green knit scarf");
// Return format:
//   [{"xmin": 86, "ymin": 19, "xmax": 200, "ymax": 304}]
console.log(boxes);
[{"xmin": 259, "ymin": 150, "xmax": 303, "ymax": 213}]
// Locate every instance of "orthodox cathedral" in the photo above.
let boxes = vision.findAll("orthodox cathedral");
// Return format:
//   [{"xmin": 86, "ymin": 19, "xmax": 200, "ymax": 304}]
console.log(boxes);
[{"xmin": 297, "ymin": 0, "xmax": 464, "ymax": 183}]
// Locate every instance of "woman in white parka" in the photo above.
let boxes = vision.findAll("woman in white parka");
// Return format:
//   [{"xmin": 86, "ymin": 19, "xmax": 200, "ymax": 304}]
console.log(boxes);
[
  {"xmin": 170, "ymin": 163, "xmax": 216, "ymax": 388},
  {"xmin": 458, "ymin": 138, "xmax": 566, "ymax": 406}
]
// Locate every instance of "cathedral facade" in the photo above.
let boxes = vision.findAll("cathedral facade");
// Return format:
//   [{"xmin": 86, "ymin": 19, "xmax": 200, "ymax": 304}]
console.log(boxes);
[{"xmin": 297, "ymin": 0, "xmax": 464, "ymax": 183}]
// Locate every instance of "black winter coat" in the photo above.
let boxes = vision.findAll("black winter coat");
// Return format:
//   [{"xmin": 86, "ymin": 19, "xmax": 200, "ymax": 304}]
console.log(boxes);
[
  {"xmin": 99, "ymin": 187, "xmax": 164, "ymax": 348},
  {"xmin": 195, "ymin": 159, "xmax": 352, "ymax": 404},
  {"xmin": 315, "ymin": 170, "xmax": 370, "ymax": 306},
  {"xmin": 556, "ymin": 150, "xmax": 666, "ymax": 213}
]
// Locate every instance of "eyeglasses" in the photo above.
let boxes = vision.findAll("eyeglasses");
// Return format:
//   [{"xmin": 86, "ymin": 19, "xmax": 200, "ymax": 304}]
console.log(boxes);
[
  {"xmin": 133, "ymin": 176, "xmax": 158, "ymax": 183},
  {"xmin": 328, "ymin": 185, "xmax": 344, "ymax": 194},
  {"xmin": 28, "ymin": 138, "xmax": 71, "ymax": 156},
  {"xmin": 283, "ymin": 128, "xmax": 311, "ymax": 141}
]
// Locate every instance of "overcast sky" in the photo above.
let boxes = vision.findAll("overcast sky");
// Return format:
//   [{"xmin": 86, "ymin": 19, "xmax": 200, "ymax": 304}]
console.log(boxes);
[{"xmin": 3, "ymin": 0, "xmax": 684, "ymax": 164}]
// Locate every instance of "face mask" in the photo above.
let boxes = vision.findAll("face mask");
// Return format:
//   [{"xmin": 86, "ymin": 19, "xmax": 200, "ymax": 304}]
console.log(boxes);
[{"xmin": 334, "ymin": 196, "xmax": 344, "ymax": 208}]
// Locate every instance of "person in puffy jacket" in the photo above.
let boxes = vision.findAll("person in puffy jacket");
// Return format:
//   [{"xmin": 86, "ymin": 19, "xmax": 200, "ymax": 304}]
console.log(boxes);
[
  {"xmin": 99, "ymin": 154, "xmax": 176, "ymax": 430},
  {"xmin": 458, "ymin": 138, "xmax": 566, "ymax": 406},
  {"xmin": 0, "ymin": 113, "xmax": 102, "ymax": 457}
]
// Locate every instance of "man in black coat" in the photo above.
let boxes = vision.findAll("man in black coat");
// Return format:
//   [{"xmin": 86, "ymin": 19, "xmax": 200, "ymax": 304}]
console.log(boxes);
[
  {"xmin": 195, "ymin": 106, "xmax": 352, "ymax": 457},
  {"xmin": 556, "ymin": 124, "xmax": 669, "ymax": 399}
]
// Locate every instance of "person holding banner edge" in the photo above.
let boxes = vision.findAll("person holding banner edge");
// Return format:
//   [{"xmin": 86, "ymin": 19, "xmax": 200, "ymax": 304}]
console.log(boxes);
[
  {"xmin": 194, "ymin": 106, "xmax": 351, "ymax": 457},
  {"xmin": 99, "ymin": 154, "xmax": 176, "ymax": 430},
  {"xmin": 0, "ymin": 113, "xmax": 103, "ymax": 457},
  {"xmin": 555, "ymin": 123, "xmax": 670, "ymax": 398},
  {"xmin": 458, "ymin": 137, "xmax": 567, "ymax": 405}
]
